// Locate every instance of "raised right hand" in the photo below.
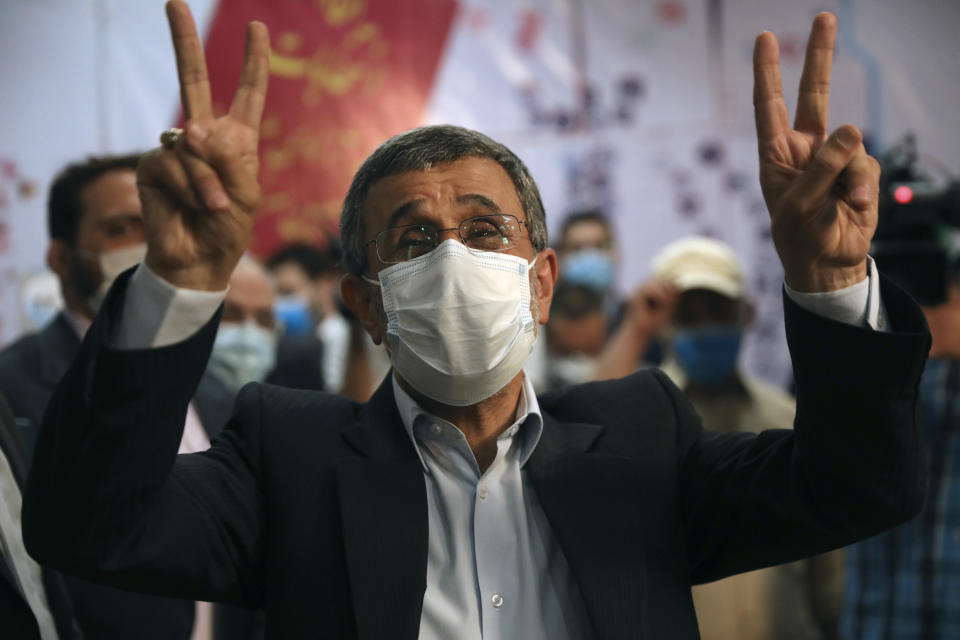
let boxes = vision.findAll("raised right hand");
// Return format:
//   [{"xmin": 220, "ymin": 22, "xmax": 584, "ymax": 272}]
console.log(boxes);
[
  {"xmin": 138, "ymin": 0, "xmax": 270, "ymax": 291},
  {"xmin": 625, "ymin": 280, "xmax": 678, "ymax": 341}
]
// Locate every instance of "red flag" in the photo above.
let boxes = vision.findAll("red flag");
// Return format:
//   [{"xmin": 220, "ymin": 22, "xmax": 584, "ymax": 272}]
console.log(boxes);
[{"xmin": 196, "ymin": 0, "xmax": 458, "ymax": 256}]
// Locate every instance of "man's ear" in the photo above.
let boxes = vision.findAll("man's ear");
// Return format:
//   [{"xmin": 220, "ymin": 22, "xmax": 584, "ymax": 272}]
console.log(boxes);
[
  {"xmin": 341, "ymin": 274, "xmax": 384, "ymax": 345},
  {"xmin": 46, "ymin": 240, "xmax": 72, "ymax": 285},
  {"xmin": 533, "ymin": 248, "xmax": 558, "ymax": 325}
]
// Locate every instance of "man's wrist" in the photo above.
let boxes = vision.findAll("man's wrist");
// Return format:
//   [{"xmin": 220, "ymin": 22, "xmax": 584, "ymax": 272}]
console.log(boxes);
[
  {"xmin": 783, "ymin": 260, "xmax": 868, "ymax": 293},
  {"xmin": 112, "ymin": 263, "xmax": 227, "ymax": 350},
  {"xmin": 784, "ymin": 256, "xmax": 885, "ymax": 330},
  {"xmin": 145, "ymin": 254, "xmax": 233, "ymax": 292}
]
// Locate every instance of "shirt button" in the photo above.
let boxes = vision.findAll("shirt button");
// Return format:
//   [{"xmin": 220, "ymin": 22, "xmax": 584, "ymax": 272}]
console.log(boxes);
[
  {"xmin": 491, "ymin": 593, "xmax": 504, "ymax": 608},
  {"xmin": 478, "ymin": 485, "xmax": 489, "ymax": 499},
  {"xmin": 430, "ymin": 423, "xmax": 442, "ymax": 435}
]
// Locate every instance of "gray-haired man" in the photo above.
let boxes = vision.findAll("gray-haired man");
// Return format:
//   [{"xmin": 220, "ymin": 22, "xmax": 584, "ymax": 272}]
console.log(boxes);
[{"xmin": 23, "ymin": 3, "xmax": 929, "ymax": 639}]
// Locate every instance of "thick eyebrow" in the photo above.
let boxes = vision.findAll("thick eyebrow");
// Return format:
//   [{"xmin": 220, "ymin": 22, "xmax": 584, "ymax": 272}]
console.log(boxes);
[
  {"xmin": 384, "ymin": 200, "xmax": 425, "ymax": 230},
  {"xmin": 455, "ymin": 193, "xmax": 501, "ymax": 214},
  {"xmin": 96, "ymin": 212, "xmax": 143, "ymax": 226},
  {"xmin": 383, "ymin": 193, "xmax": 503, "ymax": 230}
]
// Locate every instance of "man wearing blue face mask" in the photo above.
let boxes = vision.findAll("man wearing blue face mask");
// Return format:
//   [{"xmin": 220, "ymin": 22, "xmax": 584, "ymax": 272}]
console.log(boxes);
[
  {"xmin": 22, "ymin": 7, "xmax": 931, "ymax": 639},
  {"xmin": 650, "ymin": 236, "xmax": 845, "ymax": 640},
  {"xmin": 556, "ymin": 210, "xmax": 618, "ymax": 295},
  {"xmin": 651, "ymin": 237, "xmax": 786, "ymax": 403}
]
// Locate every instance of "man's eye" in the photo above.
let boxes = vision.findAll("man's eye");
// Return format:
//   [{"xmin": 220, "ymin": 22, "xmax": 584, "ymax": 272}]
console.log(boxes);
[
  {"xmin": 105, "ymin": 218, "xmax": 143, "ymax": 238},
  {"xmin": 396, "ymin": 236, "xmax": 432, "ymax": 250},
  {"xmin": 397, "ymin": 233, "xmax": 430, "ymax": 245},
  {"xmin": 468, "ymin": 226, "xmax": 497, "ymax": 238},
  {"xmin": 391, "ymin": 228, "xmax": 436, "ymax": 260}
]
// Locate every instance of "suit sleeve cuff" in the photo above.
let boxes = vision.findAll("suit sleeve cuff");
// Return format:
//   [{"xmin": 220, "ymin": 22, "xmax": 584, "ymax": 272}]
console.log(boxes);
[
  {"xmin": 111, "ymin": 263, "xmax": 227, "ymax": 350},
  {"xmin": 784, "ymin": 256, "xmax": 889, "ymax": 331}
]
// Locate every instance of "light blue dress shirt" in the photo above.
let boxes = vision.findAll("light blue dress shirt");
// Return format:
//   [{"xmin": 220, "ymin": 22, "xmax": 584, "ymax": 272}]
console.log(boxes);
[{"xmin": 392, "ymin": 374, "xmax": 594, "ymax": 639}]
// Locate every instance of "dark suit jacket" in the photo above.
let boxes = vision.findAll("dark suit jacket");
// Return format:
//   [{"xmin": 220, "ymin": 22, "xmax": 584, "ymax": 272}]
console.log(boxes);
[
  {"xmin": 0, "ymin": 392, "xmax": 80, "ymax": 640},
  {"xmin": 0, "ymin": 313, "xmax": 78, "ymax": 457},
  {"xmin": 22, "ymin": 272, "xmax": 931, "ymax": 639},
  {"xmin": 0, "ymin": 310, "xmax": 235, "ymax": 639}
]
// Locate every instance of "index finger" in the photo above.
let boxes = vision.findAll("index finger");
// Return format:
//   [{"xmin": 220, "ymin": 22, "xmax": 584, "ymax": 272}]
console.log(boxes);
[
  {"xmin": 229, "ymin": 21, "xmax": 271, "ymax": 128},
  {"xmin": 166, "ymin": 0, "xmax": 213, "ymax": 120},
  {"xmin": 794, "ymin": 13, "xmax": 836, "ymax": 136},
  {"xmin": 753, "ymin": 30, "xmax": 791, "ymax": 145}
]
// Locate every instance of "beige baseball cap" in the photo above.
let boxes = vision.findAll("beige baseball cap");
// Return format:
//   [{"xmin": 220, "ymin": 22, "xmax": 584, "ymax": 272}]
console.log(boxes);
[{"xmin": 650, "ymin": 236, "xmax": 744, "ymax": 299}]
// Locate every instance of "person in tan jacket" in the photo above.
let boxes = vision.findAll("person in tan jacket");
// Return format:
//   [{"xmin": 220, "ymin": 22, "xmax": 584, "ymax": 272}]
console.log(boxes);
[{"xmin": 595, "ymin": 236, "xmax": 845, "ymax": 640}]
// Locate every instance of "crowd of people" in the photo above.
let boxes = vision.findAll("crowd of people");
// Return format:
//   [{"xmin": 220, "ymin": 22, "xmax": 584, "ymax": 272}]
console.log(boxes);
[{"xmin": 0, "ymin": 2, "xmax": 954, "ymax": 639}]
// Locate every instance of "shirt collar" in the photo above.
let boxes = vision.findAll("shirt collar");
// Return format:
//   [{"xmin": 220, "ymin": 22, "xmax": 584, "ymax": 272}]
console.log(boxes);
[{"xmin": 392, "ymin": 373, "xmax": 544, "ymax": 473}]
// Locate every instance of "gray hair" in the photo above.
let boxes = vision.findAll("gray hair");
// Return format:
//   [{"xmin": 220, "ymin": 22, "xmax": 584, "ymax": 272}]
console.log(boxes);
[{"xmin": 339, "ymin": 125, "xmax": 548, "ymax": 275}]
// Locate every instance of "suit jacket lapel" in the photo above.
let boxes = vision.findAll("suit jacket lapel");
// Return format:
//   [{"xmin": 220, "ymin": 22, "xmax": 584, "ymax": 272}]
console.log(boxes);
[
  {"xmin": 36, "ymin": 313, "xmax": 81, "ymax": 388},
  {"xmin": 528, "ymin": 411, "xmax": 648, "ymax": 640},
  {"xmin": 338, "ymin": 377, "xmax": 427, "ymax": 640}
]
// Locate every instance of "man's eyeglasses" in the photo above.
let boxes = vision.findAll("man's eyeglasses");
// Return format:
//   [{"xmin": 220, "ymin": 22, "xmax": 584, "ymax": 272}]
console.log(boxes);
[{"xmin": 366, "ymin": 214, "xmax": 529, "ymax": 264}]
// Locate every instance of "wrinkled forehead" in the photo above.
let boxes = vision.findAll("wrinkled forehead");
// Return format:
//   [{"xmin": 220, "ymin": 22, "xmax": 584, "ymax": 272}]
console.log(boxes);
[{"xmin": 361, "ymin": 157, "xmax": 523, "ymax": 234}]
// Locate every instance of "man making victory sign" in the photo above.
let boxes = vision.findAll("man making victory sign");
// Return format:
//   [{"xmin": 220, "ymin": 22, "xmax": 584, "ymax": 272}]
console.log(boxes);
[{"xmin": 24, "ymin": 3, "xmax": 928, "ymax": 639}]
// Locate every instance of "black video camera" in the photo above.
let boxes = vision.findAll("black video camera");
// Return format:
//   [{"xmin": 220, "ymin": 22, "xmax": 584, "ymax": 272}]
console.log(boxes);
[{"xmin": 871, "ymin": 135, "xmax": 960, "ymax": 306}]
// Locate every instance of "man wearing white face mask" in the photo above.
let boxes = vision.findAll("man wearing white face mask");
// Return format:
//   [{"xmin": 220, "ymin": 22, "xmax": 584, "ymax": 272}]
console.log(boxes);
[
  {"xmin": 0, "ymin": 154, "xmax": 237, "ymax": 640},
  {"xmin": 0, "ymin": 153, "xmax": 146, "ymax": 446},
  {"xmin": 23, "ymin": 8, "xmax": 934, "ymax": 639}
]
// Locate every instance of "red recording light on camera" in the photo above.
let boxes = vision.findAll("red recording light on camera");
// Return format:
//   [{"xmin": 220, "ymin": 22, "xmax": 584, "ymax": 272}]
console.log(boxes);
[{"xmin": 894, "ymin": 185, "xmax": 914, "ymax": 204}]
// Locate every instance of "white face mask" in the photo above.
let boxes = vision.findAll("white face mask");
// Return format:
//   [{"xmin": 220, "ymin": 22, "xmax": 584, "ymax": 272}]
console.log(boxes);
[
  {"xmin": 208, "ymin": 321, "xmax": 278, "ymax": 391},
  {"xmin": 549, "ymin": 353, "xmax": 597, "ymax": 388},
  {"xmin": 82, "ymin": 243, "xmax": 148, "ymax": 315},
  {"xmin": 365, "ymin": 239, "xmax": 538, "ymax": 406}
]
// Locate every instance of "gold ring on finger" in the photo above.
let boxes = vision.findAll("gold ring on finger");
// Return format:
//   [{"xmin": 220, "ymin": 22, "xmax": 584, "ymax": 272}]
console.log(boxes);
[{"xmin": 159, "ymin": 127, "xmax": 184, "ymax": 150}]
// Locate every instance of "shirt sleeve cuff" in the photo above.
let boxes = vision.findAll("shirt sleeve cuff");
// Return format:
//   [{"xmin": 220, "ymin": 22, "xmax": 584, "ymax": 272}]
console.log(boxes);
[
  {"xmin": 111, "ymin": 263, "xmax": 228, "ymax": 350},
  {"xmin": 784, "ymin": 256, "xmax": 889, "ymax": 331}
]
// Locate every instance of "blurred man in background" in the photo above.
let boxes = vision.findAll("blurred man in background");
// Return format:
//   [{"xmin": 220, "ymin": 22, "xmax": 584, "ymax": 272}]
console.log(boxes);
[
  {"xmin": 840, "ymin": 244, "xmax": 960, "ymax": 639},
  {"xmin": 213, "ymin": 256, "xmax": 327, "ymax": 396},
  {"xmin": 554, "ymin": 209, "xmax": 623, "ymax": 319},
  {"xmin": 596, "ymin": 236, "xmax": 845, "ymax": 640},
  {"xmin": 209, "ymin": 258, "xmax": 279, "ymax": 394},
  {"xmin": 527, "ymin": 210, "xmax": 627, "ymax": 391},
  {"xmin": 650, "ymin": 238, "xmax": 798, "ymax": 432},
  {"xmin": 266, "ymin": 242, "xmax": 349, "ymax": 387},
  {"xmin": 0, "ymin": 154, "xmax": 235, "ymax": 640},
  {"xmin": 0, "ymin": 390, "xmax": 80, "ymax": 639},
  {"xmin": 267, "ymin": 241, "xmax": 383, "ymax": 399},
  {"xmin": 526, "ymin": 281, "xmax": 608, "ymax": 391},
  {"xmin": 0, "ymin": 154, "xmax": 146, "ymax": 448}
]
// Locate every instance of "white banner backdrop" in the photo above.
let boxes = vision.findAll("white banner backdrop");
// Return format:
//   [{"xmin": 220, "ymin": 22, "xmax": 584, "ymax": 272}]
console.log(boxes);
[{"xmin": 2, "ymin": 0, "xmax": 959, "ymax": 387}]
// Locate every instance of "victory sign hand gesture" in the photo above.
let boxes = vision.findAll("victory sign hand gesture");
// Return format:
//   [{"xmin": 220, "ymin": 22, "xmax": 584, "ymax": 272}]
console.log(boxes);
[
  {"xmin": 139, "ymin": 0, "xmax": 269, "ymax": 291},
  {"xmin": 755, "ymin": 13, "xmax": 881, "ymax": 292}
]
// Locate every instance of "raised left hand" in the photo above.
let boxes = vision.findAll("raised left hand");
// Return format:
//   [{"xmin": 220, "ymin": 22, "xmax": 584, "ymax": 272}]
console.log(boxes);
[{"xmin": 754, "ymin": 12, "xmax": 881, "ymax": 292}]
